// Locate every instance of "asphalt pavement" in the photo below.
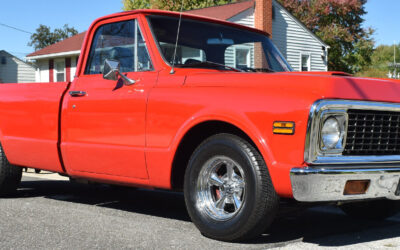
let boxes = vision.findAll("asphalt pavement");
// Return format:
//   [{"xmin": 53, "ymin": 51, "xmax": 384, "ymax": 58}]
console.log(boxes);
[{"xmin": 1, "ymin": 172, "xmax": 400, "ymax": 249}]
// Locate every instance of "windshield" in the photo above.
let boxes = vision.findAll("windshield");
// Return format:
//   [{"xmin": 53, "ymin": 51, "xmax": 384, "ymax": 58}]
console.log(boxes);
[{"xmin": 147, "ymin": 15, "xmax": 292, "ymax": 72}]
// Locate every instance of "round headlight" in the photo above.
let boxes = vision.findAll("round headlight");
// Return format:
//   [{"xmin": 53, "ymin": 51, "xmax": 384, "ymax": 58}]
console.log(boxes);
[{"xmin": 321, "ymin": 117, "xmax": 340, "ymax": 149}]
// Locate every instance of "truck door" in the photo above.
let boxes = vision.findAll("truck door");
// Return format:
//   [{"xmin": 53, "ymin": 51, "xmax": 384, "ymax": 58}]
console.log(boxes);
[{"xmin": 61, "ymin": 18, "xmax": 155, "ymax": 179}]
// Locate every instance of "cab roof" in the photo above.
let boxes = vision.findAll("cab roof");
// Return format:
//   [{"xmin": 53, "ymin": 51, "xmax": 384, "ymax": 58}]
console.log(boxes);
[{"xmin": 91, "ymin": 9, "xmax": 270, "ymax": 37}]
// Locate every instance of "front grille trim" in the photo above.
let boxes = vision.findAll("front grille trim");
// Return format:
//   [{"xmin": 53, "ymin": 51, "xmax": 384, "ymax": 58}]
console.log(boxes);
[
  {"xmin": 344, "ymin": 109, "xmax": 400, "ymax": 156},
  {"xmin": 305, "ymin": 99, "xmax": 400, "ymax": 165}
]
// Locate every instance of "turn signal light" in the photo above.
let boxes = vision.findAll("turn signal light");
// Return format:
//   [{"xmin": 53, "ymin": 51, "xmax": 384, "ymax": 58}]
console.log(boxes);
[
  {"xmin": 273, "ymin": 121, "xmax": 295, "ymax": 135},
  {"xmin": 343, "ymin": 180, "xmax": 370, "ymax": 195}
]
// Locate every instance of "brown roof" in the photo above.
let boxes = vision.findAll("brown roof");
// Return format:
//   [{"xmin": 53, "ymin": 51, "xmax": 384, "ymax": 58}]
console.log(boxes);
[
  {"xmin": 186, "ymin": 0, "xmax": 254, "ymax": 20},
  {"xmin": 27, "ymin": 32, "xmax": 86, "ymax": 57}
]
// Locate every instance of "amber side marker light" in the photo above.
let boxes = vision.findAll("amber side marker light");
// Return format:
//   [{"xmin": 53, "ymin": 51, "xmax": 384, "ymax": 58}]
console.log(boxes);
[
  {"xmin": 273, "ymin": 121, "xmax": 295, "ymax": 135},
  {"xmin": 344, "ymin": 180, "xmax": 370, "ymax": 195}
]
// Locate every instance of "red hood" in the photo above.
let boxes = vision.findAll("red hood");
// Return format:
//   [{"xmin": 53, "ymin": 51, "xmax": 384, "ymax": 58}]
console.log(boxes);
[
  {"xmin": 184, "ymin": 71, "xmax": 400, "ymax": 104},
  {"xmin": 292, "ymin": 71, "xmax": 352, "ymax": 77}
]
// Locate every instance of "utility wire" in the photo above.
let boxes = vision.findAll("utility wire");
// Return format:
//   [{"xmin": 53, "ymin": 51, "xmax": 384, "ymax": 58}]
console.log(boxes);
[{"xmin": 0, "ymin": 23, "xmax": 32, "ymax": 34}]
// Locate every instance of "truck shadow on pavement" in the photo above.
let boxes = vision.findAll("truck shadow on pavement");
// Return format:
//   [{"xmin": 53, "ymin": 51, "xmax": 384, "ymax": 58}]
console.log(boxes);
[
  {"xmin": 16, "ymin": 178, "xmax": 400, "ymax": 247},
  {"xmin": 18, "ymin": 178, "xmax": 191, "ymax": 222},
  {"xmin": 260, "ymin": 206, "xmax": 400, "ymax": 247}
]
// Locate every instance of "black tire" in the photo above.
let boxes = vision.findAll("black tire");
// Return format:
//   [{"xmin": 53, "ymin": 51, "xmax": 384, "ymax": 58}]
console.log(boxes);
[
  {"xmin": 0, "ymin": 144, "xmax": 22, "ymax": 197},
  {"xmin": 340, "ymin": 199, "xmax": 400, "ymax": 220},
  {"xmin": 184, "ymin": 133, "xmax": 279, "ymax": 242}
]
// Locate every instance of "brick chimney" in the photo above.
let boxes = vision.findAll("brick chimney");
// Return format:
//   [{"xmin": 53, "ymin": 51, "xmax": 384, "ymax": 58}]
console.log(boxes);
[
  {"xmin": 254, "ymin": 0, "xmax": 272, "ymax": 35},
  {"xmin": 254, "ymin": 0, "xmax": 273, "ymax": 69}
]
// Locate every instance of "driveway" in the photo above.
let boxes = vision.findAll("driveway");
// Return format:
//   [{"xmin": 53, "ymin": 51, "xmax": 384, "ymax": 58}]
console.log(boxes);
[{"xmin": 1, "ymin": 171, "xmax": 400, "ymax": 249}]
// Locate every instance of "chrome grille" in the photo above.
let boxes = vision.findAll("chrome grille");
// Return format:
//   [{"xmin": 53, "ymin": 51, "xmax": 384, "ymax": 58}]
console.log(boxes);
[{"xmin": 344, "ymin": 109, "xmax": 400, "ymax": 155}]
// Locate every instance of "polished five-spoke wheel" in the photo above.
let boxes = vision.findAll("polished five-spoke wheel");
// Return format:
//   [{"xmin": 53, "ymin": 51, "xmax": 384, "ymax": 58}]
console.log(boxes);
[
  {"xmin": 197, "ymin": 156, "xmax": 246, "ymax": 221},
  {"xmin": 184, "ymin": 134, "xmax": 279, "ymax": 242}
]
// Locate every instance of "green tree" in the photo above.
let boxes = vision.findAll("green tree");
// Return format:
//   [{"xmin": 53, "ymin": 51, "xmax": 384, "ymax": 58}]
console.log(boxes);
[
  {"xmin": 123, "ymin": 0, "xmax": 151, "ymax": 9},
  {"xmin": 122, "ymin": 0, "xmax": 236, "ymax": 11},
  {"xmin": 346, "ymin": 27, "xmax": 375, "ymax": 73},
  {"xmin": 28, "ymin": 24, "xmax": 78, "ymax": 51},
  {"xmin": 356, "ymin": 43, "xmax": 400, "ymax": 78},
  {"xmin": 276, "ymin": 0, "xmax": 374, "ymax": 73}
]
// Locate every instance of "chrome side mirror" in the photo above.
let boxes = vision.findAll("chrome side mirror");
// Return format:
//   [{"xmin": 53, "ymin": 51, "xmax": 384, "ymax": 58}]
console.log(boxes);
[{"xmin": 103, "ymin": 59, "xmax": 135, "ymax": 86}]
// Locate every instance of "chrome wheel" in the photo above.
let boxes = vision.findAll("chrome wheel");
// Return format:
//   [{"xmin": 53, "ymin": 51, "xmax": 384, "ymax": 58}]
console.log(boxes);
[
  {"xmin": 196, "ymin": 156, "xmax": 246, "ymax": 221},
  {"xmin": 185, "ymin": 134, "xmax": 279, "ymax": 241}
]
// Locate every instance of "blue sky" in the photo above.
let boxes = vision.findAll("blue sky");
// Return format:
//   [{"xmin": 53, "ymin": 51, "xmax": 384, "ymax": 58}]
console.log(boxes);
[
  {"xmin": 0, "ymin": 0, "xmax": 398, "ymax": 59},
  {"xmin": 364, "ymin": 0, "xmax": 400, "ymax": 46},
  {"xmin": 0, "ymin": 0, "xmax": 121, "ymax": 58}
]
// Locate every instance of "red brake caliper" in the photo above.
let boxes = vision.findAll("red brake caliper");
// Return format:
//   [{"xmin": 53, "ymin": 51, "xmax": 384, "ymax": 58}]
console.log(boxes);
[{"xmin": 215, "ymin": 188, "xmax": 221, "ymax": 200}]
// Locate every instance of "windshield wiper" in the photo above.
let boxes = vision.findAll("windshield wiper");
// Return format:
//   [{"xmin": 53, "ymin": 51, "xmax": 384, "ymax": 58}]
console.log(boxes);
[
  {"xmin": 255, "ymin": 67, "xmax": 275, "ymax": 73},
  {"xmin": 242, "ymin": 67, "xmax": 275, "ymax": 73},
  {"xmin": 202, "ymin": 61, "xmax": 243, "ymax": 72},
  {"xmin": 177, "ymin": 61, "xmax": 243, "ymax": 72}
]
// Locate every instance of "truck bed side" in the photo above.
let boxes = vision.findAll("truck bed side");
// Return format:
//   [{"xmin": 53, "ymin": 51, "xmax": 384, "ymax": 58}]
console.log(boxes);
[{"xmin": 0, "ymin": 82, "xmax": 70, "ymax": 173}]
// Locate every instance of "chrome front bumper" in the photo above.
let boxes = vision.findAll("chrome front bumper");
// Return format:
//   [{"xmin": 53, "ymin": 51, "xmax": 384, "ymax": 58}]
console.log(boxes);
[{"xmin": 290, "ymin": 167, "xmax": 400, "ymax": 202}]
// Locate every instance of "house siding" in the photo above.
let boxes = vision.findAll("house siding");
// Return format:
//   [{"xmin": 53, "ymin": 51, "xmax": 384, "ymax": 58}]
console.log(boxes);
[
  {"xmin": 36, "ymin": 60, "xmax": 50, "ymax": 82},
  {"xmin": 228, "ymin": 7, "xmax": 255, "ymax": 28},
  {"xmin": 227, "ymin": 1, "xmax": 328, "ymax": 72},
  {"xmin": 71, "ymin": 57, "xmax": 77, "ymax": 80},
  {"xmin": 271, "ymin": 0, "xmax": 327, "ymax": 71},
  {"xmin": 0, "ymin": 51, "xmax": 36, "ymax": 83},
  {"xmin": 226, "ymin": 8, "xmax": 255, "ymax": 69}
]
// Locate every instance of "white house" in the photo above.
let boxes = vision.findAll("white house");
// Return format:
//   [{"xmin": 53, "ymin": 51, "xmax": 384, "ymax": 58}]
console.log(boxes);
[
  {"xmin": 0, "ymin": 50, "xmax": 36, "ymax": 83},
  {"xmin": 26, "ymin": 0, "xmax": 329, "ymax": 83},
  {"xmin": 26, "ymin": 32, "xmax": 85, "ymax": 83},
  {"xmin": 188, "ymin": 0, "xmax": 329, "ymax": 71}
]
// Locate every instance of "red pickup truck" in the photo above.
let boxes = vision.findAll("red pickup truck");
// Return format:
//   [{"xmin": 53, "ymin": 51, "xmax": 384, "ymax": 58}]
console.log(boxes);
[{"xmin": 1, "ymin": 9, "xmax": 400, "ymax": 241}]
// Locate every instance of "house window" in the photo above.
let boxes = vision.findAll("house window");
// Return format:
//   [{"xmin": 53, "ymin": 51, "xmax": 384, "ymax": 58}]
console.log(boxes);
[
  {"xmin": 301, "ymin": 54, "xmax": 311, "ymax": 71},
  {"xmin": 1, "ymin": 57, "xmax": 6, "ymax": 65},
  {"xmin": 224, "ymin": 43, "xmax": 254, "ymax": 70},
  {"xmin": 55, "ymin": 60, "xmax": 65, "ymax": 82},
  {"xmin": 235, "ymin": 47, "xmax": 251, "ymax": 70}
]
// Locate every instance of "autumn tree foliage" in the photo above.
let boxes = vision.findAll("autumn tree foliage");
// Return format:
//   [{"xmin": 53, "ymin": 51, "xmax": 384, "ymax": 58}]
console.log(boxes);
[
  {"xmin": 122, "ymin": 0, "xmax": 237, "ymax": 11},
  {"xmin": 276, "ymin": 0, "xmax": 374, "ymax": 73}
]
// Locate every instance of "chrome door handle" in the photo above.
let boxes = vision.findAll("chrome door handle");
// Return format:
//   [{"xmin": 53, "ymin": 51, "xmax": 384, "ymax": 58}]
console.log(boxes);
[{"xmin": 69, "ymin": 91, "xmax": 86, "ymax": 97}]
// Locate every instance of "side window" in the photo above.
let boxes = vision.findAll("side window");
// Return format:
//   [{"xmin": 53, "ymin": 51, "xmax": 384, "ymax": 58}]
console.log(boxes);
[
  {"xmin": 137, "ymin": 28, "xmax": 153, "ymax": 71},
  {"xmin": 85, "ymin": 19, "xmax": 153, "ymax": 75}
]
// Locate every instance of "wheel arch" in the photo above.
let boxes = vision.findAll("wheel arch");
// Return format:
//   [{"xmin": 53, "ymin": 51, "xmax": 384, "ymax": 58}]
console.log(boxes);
[{"xmin": 170, "ymin": 119, "xmax": 272, "ymax": 190}]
